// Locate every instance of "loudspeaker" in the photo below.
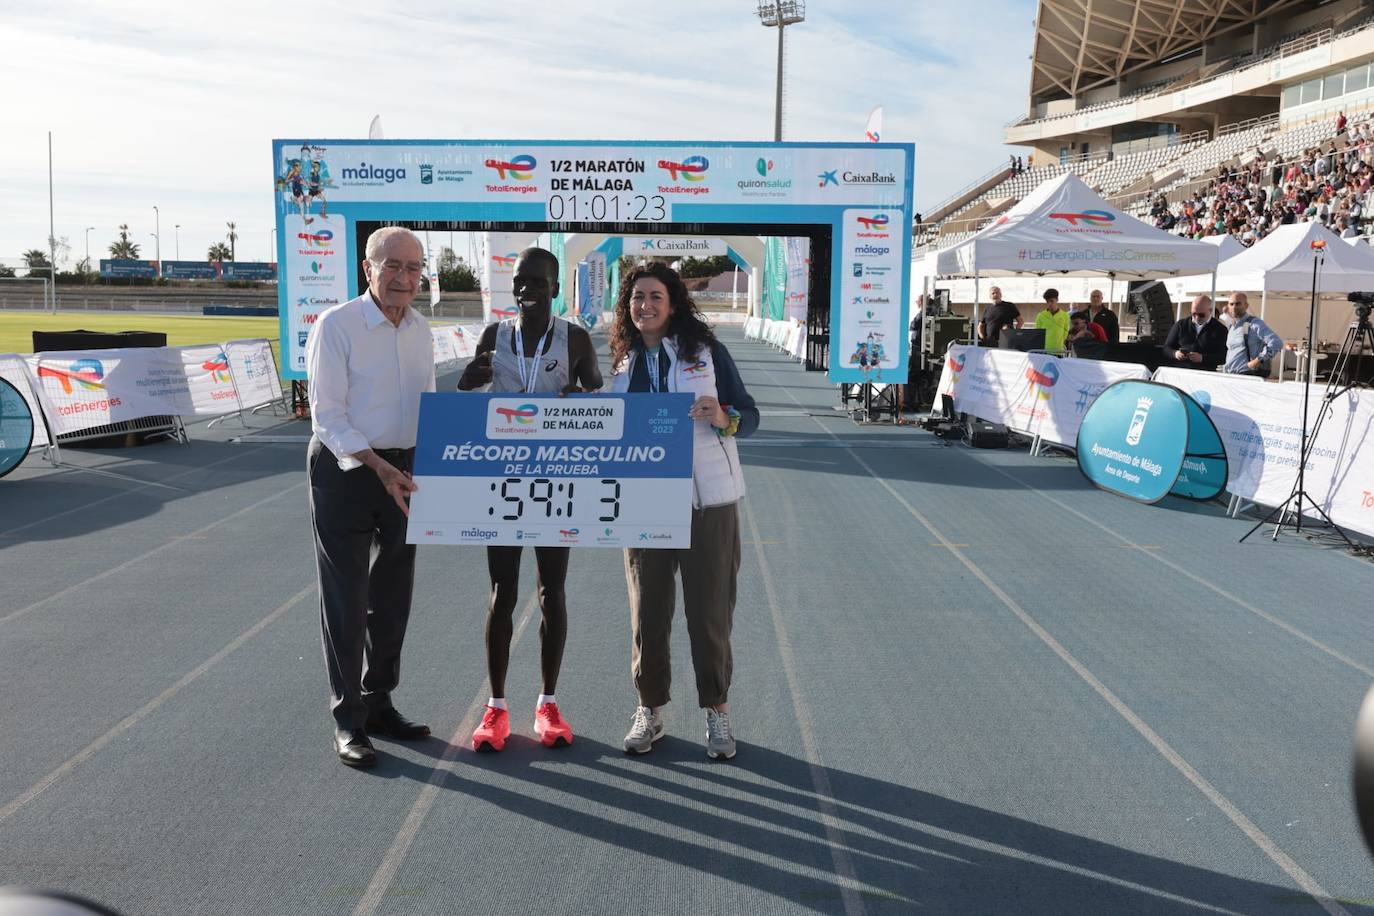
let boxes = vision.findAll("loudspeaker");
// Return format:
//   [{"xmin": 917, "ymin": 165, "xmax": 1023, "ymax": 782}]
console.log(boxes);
[
  {"xmin": 1128, "ymin": 281, "xmax": 1173, "ymax": 341},
  {"xmin": 966, "ymin": 416, "xmax": 1009, "ymax": 448},
  {"xmin": 923, "ymin": 315, "xmax": 967, "ymax": 357},
  {"xmin": 930, "ymin": 288, "xmax": 952, "ymax": 315}
]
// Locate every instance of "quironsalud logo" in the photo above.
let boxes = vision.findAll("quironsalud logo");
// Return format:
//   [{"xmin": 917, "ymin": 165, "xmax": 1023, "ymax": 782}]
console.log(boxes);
[
  {"xmin": 1126, "ymin": 396, "xmax": 1153, "ymax": 446},
  {"xmin": 756, "ymin": 158, "xmax": 773, "ymax": 176}
]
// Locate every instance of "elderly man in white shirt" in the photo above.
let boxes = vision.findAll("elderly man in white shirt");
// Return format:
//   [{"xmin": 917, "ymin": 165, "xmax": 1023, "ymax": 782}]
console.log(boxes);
[{"xmin": 306, "ymin": 226, "xmax": 435, "ymax": 768}]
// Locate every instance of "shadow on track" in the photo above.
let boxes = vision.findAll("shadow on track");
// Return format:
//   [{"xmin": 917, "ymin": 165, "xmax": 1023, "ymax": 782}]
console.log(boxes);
[{"xmin": 352, "ymin": 737, "xmax": 1334, "ymax": 914}]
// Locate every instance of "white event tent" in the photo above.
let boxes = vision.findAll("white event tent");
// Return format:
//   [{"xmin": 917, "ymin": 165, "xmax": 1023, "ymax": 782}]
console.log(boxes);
[
  {"xmin": 1213, "ymin": 221, "xmax": 1374, "ymax": 301},
  {"xmin": 935, "ymin": 173, "xmax": 1220, "ymax": 327},
  {"xmin": 1166, "ymin": 234, "xmax": 1245, "ymax": 304}
]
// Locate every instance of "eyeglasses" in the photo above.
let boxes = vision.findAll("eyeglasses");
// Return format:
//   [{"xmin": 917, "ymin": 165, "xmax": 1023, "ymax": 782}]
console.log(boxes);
[{"xmin": 371, "ymin": 259, "xmax": 426, "ymax": 276}]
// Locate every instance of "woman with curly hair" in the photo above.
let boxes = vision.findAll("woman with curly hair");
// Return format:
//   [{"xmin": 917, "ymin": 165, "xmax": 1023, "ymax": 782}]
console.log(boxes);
[{"xmin": 608, "ymin": 261, "xmax": 759, "ymax": 760}]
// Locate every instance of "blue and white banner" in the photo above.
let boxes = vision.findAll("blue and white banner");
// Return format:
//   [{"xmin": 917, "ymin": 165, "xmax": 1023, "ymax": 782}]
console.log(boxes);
[
  {"xmin": 407, "ymin": 392, "xmax": 695, "ymax": 548},
  {"xmin": 1077, "ymin": 381, "xmax": 1192, "ymax": 503},
  {"xmin": 934, "ymin": 345, "xmax": 1151, "ymax": 447},
  {"xmin": 272, "ymin": 139, "xmax": 913, "ymax": 383}
]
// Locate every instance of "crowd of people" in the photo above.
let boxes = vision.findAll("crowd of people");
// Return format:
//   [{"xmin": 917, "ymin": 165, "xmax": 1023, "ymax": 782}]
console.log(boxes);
[
  {"xmin": 1149, "ymin": 112, "xmax": 1374, "ymax": 244},
  {"xmin": 968, "ymin": 286, "xmax": 1282, "ymax": 376}
]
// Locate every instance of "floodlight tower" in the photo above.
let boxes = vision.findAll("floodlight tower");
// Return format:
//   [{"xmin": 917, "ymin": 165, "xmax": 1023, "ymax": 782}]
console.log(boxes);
[{"xmin": 756, "ymin": 1, "xmax": 805, "ymax": 142}]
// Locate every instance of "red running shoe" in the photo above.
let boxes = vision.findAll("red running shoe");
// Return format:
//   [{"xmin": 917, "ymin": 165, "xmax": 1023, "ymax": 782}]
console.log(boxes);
[
  {"xmin": 472, "ymin": 705, "xmax": 510, "ymax": 752},
  {"xmin": 534, "ymin": 702, "xmax": 573, "ymax": 748}
]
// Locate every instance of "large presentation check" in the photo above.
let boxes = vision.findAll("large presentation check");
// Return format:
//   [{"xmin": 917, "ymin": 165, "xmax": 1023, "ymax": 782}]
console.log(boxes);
[{"xmin": 406, "ymin": 392, "xmax": 695, "ymax": 548}]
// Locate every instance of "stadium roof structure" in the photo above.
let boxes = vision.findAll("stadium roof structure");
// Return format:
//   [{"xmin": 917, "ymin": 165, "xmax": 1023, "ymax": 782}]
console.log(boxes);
[{"xmin": 1030, "ymin": 0, "xmax": 1309, "ymax": 100}]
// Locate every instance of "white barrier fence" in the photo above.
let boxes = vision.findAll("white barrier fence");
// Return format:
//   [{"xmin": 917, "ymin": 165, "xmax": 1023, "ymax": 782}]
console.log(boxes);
[
  {"xmin": 8, "ymin": 324, "xmax": 480, "ymax": 461},
  {"xmin": 936, "ymin": 344, "xmax": 1374, "ymax": 539},
  {"xmin": 744, "ymin": 316, "xmax": 805, "ymax": 359}
]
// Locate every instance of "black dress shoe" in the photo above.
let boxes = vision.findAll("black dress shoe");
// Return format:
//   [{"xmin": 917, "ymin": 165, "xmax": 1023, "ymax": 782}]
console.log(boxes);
[
  {"xmin": 334, "ymin": 728, "xmax": 377, "ymax": 768},
  {"xmin": 365, "ymin": 707, "xmax": 431, "ymax": 740}
]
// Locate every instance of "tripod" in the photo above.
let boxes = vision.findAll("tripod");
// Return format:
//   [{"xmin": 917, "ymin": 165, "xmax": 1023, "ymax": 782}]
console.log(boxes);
[{"xmin": 1241, "ymin": 299, "xmax": 1374, "ymax": 544}]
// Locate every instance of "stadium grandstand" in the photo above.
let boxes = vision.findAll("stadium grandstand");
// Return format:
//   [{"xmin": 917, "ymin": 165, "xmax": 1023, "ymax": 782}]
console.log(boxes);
[{"xmin": 918, "ymin": 0, "xmax": 1374, "ymax": 255}]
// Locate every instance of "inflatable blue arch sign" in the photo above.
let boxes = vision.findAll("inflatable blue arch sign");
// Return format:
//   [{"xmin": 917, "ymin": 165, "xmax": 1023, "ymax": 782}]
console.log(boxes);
[
  {"xmin": 1076, "ymin": 380, "xmax": 1228, "ymax": 504},
  {"xmin": 271, "ymin": 139, "xmax": 913, "ymax": 383}
]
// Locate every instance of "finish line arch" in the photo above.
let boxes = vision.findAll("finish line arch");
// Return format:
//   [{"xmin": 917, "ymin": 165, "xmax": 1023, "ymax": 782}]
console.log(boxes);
[{"xmin": 273, "ymin": 139, "xmax": 913, "ymax": 383}]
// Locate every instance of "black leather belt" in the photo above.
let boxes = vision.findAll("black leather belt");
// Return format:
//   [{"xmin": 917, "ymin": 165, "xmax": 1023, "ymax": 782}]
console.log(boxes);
[{"xmin": 374, "ymin": 447, "xmax": 413, "ymax": 461}]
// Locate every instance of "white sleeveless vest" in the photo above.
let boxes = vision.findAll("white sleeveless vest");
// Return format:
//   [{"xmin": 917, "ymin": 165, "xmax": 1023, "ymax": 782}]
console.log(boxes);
[
  {"xmin": 490, "ymin": 317, "xmax": 571, "ymax": 394},
  {"xmin": 611, "ymin": 337, "xmax": 745, "ymax": 509}
]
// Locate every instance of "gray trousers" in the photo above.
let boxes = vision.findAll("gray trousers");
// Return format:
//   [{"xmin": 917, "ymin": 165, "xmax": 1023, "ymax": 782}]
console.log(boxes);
[
  {"xmin": 624, "ymin": 503, "xmax": 740, "ymax": 708},
  {"xmin": 308, "ymin": 438, "xmax": 416, "ymax": 730}
]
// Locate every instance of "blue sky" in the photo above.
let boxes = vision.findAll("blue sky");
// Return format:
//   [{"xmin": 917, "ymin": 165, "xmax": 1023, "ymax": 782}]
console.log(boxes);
[{"xmin": 0, "ymin": 0, "xmax": 1037, "ymax": 266}]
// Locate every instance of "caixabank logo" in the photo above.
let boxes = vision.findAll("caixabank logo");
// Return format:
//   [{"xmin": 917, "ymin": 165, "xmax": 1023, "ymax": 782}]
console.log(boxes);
[
  {"xmin": 819, "ymin": 167, "xmax": 897, "ymax": 189},
  {"xmin": 484, "ymin": 154, "xmax": 539, "ymax": 194},
  {"xmin": 657, "ymin": 156, "xmax": 710, "ymax": 195}
]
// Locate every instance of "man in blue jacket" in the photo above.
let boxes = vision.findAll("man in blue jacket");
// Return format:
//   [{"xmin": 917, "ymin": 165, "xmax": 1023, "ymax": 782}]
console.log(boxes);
[{"xmin": 1223, "ymin": 292, "xmax": 1283, "ymax": 377}]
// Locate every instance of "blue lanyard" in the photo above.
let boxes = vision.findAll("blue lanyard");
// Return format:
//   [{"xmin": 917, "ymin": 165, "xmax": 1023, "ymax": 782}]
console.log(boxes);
[{"xmin": 645, "ymin": 346, "xmax": 661, "ymax": 393}]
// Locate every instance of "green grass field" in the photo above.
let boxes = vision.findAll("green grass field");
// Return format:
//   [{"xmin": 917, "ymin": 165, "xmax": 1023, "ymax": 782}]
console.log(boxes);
[{"xmin": 0, "ymin": 311, "xmax": 282, "ymax": 367}]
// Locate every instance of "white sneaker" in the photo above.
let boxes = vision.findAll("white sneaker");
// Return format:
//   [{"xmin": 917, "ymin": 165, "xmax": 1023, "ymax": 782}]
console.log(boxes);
[
  {"xmin": 706, "ymin": 708, "xmax": 736, "ymax": 760},
  {"xmin": 623, "ymin": 706, "xmax": 664, "ymax": 754}
]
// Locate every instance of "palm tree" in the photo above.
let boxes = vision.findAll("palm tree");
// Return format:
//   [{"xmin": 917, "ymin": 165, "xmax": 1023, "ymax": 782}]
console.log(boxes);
[
  {"xmin": 225, "ymin": 222, "xmax": 237, "ymax": 262},
  {"xmin": 207, "ymin": 242, "xmax": 231, "ymax": 262},
  {"xmin": 21, "ymin": 249, "xmax": 50, "ymax": 269},
  {"xmin": 108, "ymin": 223, "xmax": 140, "ymax": 259}
]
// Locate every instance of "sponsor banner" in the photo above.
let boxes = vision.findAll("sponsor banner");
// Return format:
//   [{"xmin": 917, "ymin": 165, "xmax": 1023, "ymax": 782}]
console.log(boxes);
[
  {"xmin": 837, "ymin": 208, "xmax": 906, "ymax": 377},
  {"xmin": 784, "ymin": 237, "xmax": 810, "ymax": 322},
  {"xmin": 407, "ymin": 392, "xmax": 695, "ymax": 547},
  {"xmin": 99, "ymin": 259, "xmax": 158, "ymax": 279},
  {"xmin": 1173, "ymin": 75, "xmax": 1233, "ymax": 110},
  {"xmin": 621, "ymin": 237, "xmax": 728, "ymax": 257},
  {"xmin": 432, "ymin": 325, "xmax": 459, "ymax": 363},
  {"xmin": 480, "ymin": 231, "xmax": 540, "ymax": 324},
  {"xmin": 273, "ymin": 140, "xmax": 909, "ymax": 213},
  {"xmin": 223, "ymin": 338, "xmax": 281, "ymax": 409},
  {"xmin": 1153, "ymin": 368, "xmax": 1374, "ymax": 538},
  {"xmin": 0, "ymin": 375, "xmax": 34, "ymax": 476},
  {"xmin": 179, "ymin": 345, "xmax": 242, "ymax": 415},
  {"xmin": 0, "ymin": 354, "xmax": 48, "ymax": 448},
  {"xmin": 1078, "ymin": 102, "xmax": 1136, "ymax": 131},
  {"xmin": 222, "ymin": 262, "xmax": 277, "ymax": 281},
  {"xmin": 272, "ymin": 139, "xmax": 913, "ymax": 384},
  {"xmin": 161, "ymin": 261, "xmax": 220, "ymax": 280},
  {"xmin": 1076, "ymin": 380, "xmax": 1226, "ymax": 503},
  {"xmin": 1077, "ymin": 381, "xmax": 1192, "ymax": 503},
  {"xmin": 1270, "ymin": 45, "xmax": 1331, "ymax": 82},
  {"xmin": 282, "ymin": 212, "xmax": 349, "ymax": 376},
  {"xmin": 426, "ymin": 233, "xmax": 441, "ymax": 307},
  {"xmin": 579, "ymin": 252, "xmax": 606, "ymax": 327},
  {"xmin": 934, "ymin": 345, "xmax": 1150, "ymax": 446},
  {"xmin": 28, "ymin": 346, "xmax": 245, "ymax": 435}
]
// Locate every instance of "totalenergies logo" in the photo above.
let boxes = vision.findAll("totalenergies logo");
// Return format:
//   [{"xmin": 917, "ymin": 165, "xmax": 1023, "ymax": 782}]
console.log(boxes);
[
  {"xmin": 658, "ymin": 156, "xmax": 708, "ymax": 182},
  {"xmin": 1025, "ymin": 361, "xmax": 1060, "ymax": 400},
  {"xmin": 856, "ymin": 214, "xmax": 889, "ymax": 231},
  {"xmin": 495, "ymin": 403, "xmax": 539, "ymax": 424},
  {"xmin": 947, "ymin": 352, "xmax": 966, "ymax": 374},
  {"xmin": 38, "ymin": 358, "xmax": 105, "ymax": 393},
  {"xmin": 682, "ymin": 359, "xmax": 708, "ymax": 374},
  {"xmin": 298, "ymin": 229, "xmax": 334, "ymax": 248},
  {"xmin": 491, "ymin": 252, "xmax": 517, "ymax": 270},
  {"xmin": 485, "ymin": 154, "xmax": 536, "ymax": 180},
  {"xmin": 202, "ymin": 351, "xmax": 231, "ymax": 383},
  {"xmin": 1047, "ymin": 210, "xmax": 1114, "ymax": 227}
]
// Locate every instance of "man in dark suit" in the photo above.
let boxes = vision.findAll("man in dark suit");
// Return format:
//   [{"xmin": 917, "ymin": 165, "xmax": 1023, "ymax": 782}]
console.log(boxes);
[{"xmin": 1162, "ymin": 293, "xmax": 1227, "ymax": 370}]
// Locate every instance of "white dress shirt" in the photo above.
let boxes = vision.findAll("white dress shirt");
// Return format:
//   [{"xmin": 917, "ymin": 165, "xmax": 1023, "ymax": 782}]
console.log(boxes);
[{"xmin": 306, "ymin": 291, "xmax": 435, "ymax": 470}]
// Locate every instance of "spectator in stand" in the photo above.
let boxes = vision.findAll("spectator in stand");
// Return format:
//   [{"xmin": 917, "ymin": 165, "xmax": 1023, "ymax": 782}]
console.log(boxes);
[
  {"xmin": 1341, "ymin": 217, "xmax": 1360, "ymax": 238},
  {"xmin": 976, "ymin": 286, "xmax": 1021, "ymax": 347},
  {"xmin": 1034, "ymin": 289, "xmax": 1070, "ymax": 351},
  {"xmin": 1162, "ymin": 294, "xmax": 1227, "ymax": 371},
  {"xmin": 1337, "ymin": 111, "xmax": 1348, "ymax": 134},
  {"xmin": 1223, "ymin": 292, "xmax": 1282, "ymax": 376},
  {"xmin": 1088, "ymin": 288, "xmax": 1119, "ymax": 343}
]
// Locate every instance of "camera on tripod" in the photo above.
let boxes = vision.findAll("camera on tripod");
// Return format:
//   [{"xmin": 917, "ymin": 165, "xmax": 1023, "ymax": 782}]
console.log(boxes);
[{"xmin": 1347, "ymin": 291, "xmax": 1373, "ymax": 325}]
